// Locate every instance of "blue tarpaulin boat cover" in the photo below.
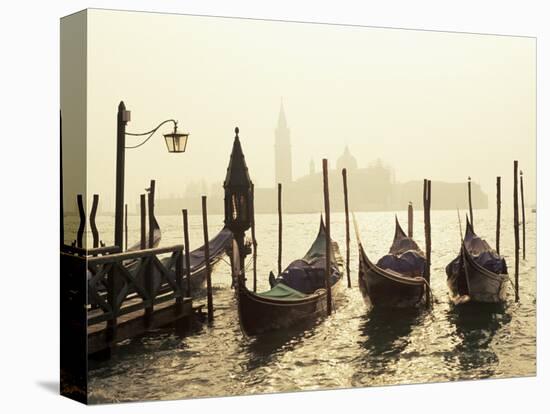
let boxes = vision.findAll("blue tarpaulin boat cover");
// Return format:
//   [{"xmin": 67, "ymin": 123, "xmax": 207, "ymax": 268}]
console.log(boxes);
[
  {"xmin": 446, "ymin": 225, "xmax": 508, "ymax": 276},
  {"xmin": 275, "ymin": 257, "xmax": 340, "ymax": 294},
  {"xmin": 376, "ymin": 250, "xmax": 426, "ymax": 277}
]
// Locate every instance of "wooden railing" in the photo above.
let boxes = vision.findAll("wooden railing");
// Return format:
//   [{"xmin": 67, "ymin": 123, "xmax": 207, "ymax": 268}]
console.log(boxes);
[
  {"xmin": 61, "ymin": 244, "xmax": 121, "ymax": 257},
  {"xmin": 72, "ymin": 245, "xmax": 185, "ymax": 335}
]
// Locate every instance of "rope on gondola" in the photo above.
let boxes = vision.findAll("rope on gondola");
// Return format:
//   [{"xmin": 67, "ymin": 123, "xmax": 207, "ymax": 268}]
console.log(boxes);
[
  {"xmin": 506, "ymin": 276, "xmax": 519, "ymax": 298},
  {"xmin": 418, "ymin": 276, "xmax": 439, "ymax": 305}
]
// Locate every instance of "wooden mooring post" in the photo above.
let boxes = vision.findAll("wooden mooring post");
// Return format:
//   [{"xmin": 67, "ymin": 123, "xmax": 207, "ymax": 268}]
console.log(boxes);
[
  {"xmin": 496, "ymin": 176, "xmax": 501, "ymax": 255},
  {"xmin": 251, "ymin": 183, "xmax": 258, "ymax": 292},
  {"xmin": 124, "ymin": 203, "xmax": 128, "ymax": 251},
  {"xmin": 342, "ymin": 168, "xmax": 351, "ymax": 288},
  {"xmin": 407, "ymin": 202, "xmax": 413, "ymax": 238},
  {"xmin": 60, "ymin": 112, "xmax": 64, "ymax": 247},
  {"xmin": 520, "ymin": 170, "xmax": 526, "ymax": 260},
  {"xmin": 90, "ymin": 194, "xmax": 100, "ymax": 248},
  {"xmin": 278, "ymin": 182, "xmax": 282, "ymax": 276},
  {"xmin": 513, "ymin": 161, "xmax": 520, "ymax": 302},
  {"xmin": 76, "ymin": 194, "xmax": 85, "ymax": 248},
  {"xmin": 140, "ymin": 194, "xmax": 146, "ymax": 249},
  {"xmin": 175, "ymin": 228, "xmax": 184, "ymax": 309},
  {"xmin": 322, "ymin": 159, "xmax": 332, "ymax": 316},
  {"xmin": 423, "ymin": 179, "xmax": 432, "ymax": 306},
  {"xmin": 145, "ymin": 180, "xmax": 156, "ymax": 324},
  {"xmin": 202, "ymin": 196, "xmax": 214, "ymax": 323},
  {"xmin": 182, "ymin": 209, "xmax": 192, "ymax": 297},
  {"xmin": 468, "ymin": 176, "xmax": 474, "ymax": 228},
  {"xmin": 148, "ymin": 180, "xmax": 156, "ymax": 248}
]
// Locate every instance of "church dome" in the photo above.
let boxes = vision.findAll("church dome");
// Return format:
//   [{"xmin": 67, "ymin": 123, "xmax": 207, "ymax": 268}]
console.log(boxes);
[{"xmin": 337, "ymin": 146, "xmax": 358, "ymax": 171}]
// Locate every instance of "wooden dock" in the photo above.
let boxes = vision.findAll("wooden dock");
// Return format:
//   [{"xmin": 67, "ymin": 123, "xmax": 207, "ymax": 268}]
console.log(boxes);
[
  {"xmin": 62, "ymin": 243, "xmax": 199, "ymax": 355},
  {"xmin": 87, "ymin": 295, "xmax": 193, "ymax": 355}
]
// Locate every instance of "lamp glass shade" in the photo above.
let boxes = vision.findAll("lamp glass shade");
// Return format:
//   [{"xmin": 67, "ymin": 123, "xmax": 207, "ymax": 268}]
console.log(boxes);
[{"xmin": 164, "ymin": 131, "xmax": 189, "ymax": 153}]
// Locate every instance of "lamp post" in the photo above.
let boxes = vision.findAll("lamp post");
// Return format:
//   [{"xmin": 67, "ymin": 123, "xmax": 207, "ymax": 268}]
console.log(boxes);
[
  {"xmin": 114, "ymin": 101, "xmax": 189, "ymax": 249},
  {"xmin": 223, "ymin": 127, "xmax": 253, "ymax": 279}
]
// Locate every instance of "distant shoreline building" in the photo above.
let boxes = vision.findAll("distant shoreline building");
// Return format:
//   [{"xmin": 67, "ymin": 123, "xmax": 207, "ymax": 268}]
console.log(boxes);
[{"xmin": 155, "ymin": 103, "xmax": 488, "ymax": 215}]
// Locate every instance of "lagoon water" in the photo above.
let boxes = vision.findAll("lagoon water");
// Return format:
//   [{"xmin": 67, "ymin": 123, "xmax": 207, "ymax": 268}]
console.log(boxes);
[{"xmin": 83, "ymin": 209, "xmax": 536, "ymax": 403}]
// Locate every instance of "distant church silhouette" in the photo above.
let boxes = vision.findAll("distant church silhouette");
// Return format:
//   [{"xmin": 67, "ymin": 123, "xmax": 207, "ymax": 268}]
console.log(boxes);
[
  {"xmin": 274, "ymin": 101, "xmax": 292, "ymax": 186},
  {"xmin": 153, "ymin": 101, "xmax": 488, "ymax": 215}
]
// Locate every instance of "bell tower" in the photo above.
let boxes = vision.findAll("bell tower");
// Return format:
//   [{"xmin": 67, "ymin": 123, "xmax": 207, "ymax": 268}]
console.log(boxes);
[{"xmin": 274, "ymin": 100, "xmax": 292, "ymax": 186}]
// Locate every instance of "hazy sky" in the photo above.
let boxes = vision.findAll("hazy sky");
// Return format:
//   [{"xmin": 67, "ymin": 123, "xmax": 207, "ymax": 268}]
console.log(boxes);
[{"xmin": 83, "ymin": 9, "xmax": 535, "ymax": 211}]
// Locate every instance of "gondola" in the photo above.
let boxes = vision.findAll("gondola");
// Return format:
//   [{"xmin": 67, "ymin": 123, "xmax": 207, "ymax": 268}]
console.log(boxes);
[
  {"xmin": 171, "ymin": 227, "xmax": 233, "ymax": 294},
  {"xmin": 234, "ymin": 218, "xmax": 343, "ymax": 336},
  {"xmin": 446, "ymin": 217, "xmax": 508, "ymax": 305},
  {"xmin": 127, "ymin": 216, "xmax": 162, "ymax": 252},
  {"xmin": 140, "ymin": 226, "xmax": 233, "ymax": 296},
  {"xmin": 355, "ymin": 216, "xmax": 428, "ymax": 308}
]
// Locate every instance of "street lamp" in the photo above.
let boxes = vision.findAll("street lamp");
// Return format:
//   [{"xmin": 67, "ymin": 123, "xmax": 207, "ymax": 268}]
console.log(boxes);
[
  {"xmin": 114, "ymin": 101, "xmax": 189, "ymax": 249},
  {"xmin": 164, "ymin": 125, "xmax": 189, "ymax": 153}
]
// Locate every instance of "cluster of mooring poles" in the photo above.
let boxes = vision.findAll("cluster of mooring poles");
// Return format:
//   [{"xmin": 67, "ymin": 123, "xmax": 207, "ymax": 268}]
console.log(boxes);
[{"xmin": 468, "ymin": 159, "xmax": 527, "ymax": 302}]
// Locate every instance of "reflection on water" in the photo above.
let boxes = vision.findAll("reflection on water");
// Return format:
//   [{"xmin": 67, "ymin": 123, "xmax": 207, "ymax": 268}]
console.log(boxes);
[
  {"xmin": 446, "ymin": 303, "xmax": 512, "ymax": 379},
  {"xmin": 86, "ymin": 209, "xmax": 536, "ymax": 403},
  {"xmin": 356, "ymin": 308, "xmax": 423, "ymax": 379}
]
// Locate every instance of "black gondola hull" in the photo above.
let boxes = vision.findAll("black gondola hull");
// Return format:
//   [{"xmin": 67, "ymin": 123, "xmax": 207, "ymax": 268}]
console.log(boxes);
[
  {"xmin": 234, "ymin": 219, "xmax": 342, "ymax": 336},
  {"xmin": 236, "ymin": 280, "xmax": 341, "ymax": 336},
  {"xmin": 358, "ymin": 247, "xmax": 425, "ymax": 308},
  {"xmin": 447, "ymin": 219, "xmax": 509, "ymax": 305},
  {"xmin": 447, "ymin": 248, "xmax": 508, "ymax": 305}
]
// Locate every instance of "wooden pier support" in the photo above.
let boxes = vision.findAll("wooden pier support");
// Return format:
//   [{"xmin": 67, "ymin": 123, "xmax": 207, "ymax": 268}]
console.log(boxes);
[
  {"xmin": 60, "ymin": 112, "xmax": 64, "ymax": 246},
  {"xmin": 468, "ymin": 176, "xmax": 474, "ymax": 228},
  {"xmin": 175, "ymin": 242, "xmax": 184, "ymax": 309},
  {"xmin": 76, "ymin": 194, "xmax": 85, "ymax": 248},
  {"xmin": 182, "ymin": 209, "xmax": 192, "ymax": 297},
  {"xmin": 251, "ymin": 183, "xmax": 258, "ymax": 292},
  {"xmin": 124, "ymin": 203, "xmax": 128, "ymax": 251},
  {"xmin": 322, "ymin": 159, "xmax": 332, "ymax": 316},
  {"xmin": 342, "ymin": 168, "xmax": 351, "ymax": 288},
  {"xmin": 496, "ymin": 176, "xmax": 501, "ymax": 255},
  {"xmin": 513, "ymin": 161, "xmax": 520, "ymax": 302},
  {"xmin": 202, "ymin": 196, "xmax": 214, "ymax": 323},
  {"xmin": 90, "ymin": 194, "xmax": 100, "ymax": 248},
  {"xmin": 84, "ymin": 244, "xmax": 192, "ymax": 355},
  {"xmin": 140, "ymin": 194, "xmax": 146, "ymax": 250},
  {"xmin": 423, "ymin": 179, "xmax": 432, "ymax": 306},
  {"xmin": 520, "ymin": 170, "xmax": 526, "ymax": 260},
  {"xmin": 148, "ymin": 180, "xmax": 156, "ymax": 248},
  {"xmin": 277, "ymin": 182, "xmax": 282, "ymax": 276},
  {"xmin": 145, "ymin": 180, "xmax": 156, "ymax": 324},
  {"xmin": 407, "ymin": 202, "xmax": 413, "ymax": 238}
]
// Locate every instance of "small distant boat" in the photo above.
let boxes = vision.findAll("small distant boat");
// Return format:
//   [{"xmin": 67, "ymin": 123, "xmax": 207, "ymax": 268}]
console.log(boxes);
[
  {"xmin": 234, "ymin": 218, "xmax": 343, "ymax": 336},
  {"xmin": 446, "ymin": 218, "xmax": 508, "ymax": 305},
  {"xmin": 355, "ymin": 216, "xmax": 428, "ymax": 308}
]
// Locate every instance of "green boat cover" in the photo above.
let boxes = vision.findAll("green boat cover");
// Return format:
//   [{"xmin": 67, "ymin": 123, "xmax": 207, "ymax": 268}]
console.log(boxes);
[{"xmin": 257, "ymin": 283, "xmax": 308, "ymax": 300}]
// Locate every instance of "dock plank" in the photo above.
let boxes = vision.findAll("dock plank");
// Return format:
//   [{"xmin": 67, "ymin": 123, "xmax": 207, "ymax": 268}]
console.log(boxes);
[{"xmin": 88, "ymin": 297, "xmax": 193, "ymax": 355}]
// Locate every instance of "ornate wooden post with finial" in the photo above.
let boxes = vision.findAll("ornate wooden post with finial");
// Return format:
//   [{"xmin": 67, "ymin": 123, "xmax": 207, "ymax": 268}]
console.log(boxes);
[{"xmin": 223, "ymin": 127, "xmax": 253, "ymax": 282}]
